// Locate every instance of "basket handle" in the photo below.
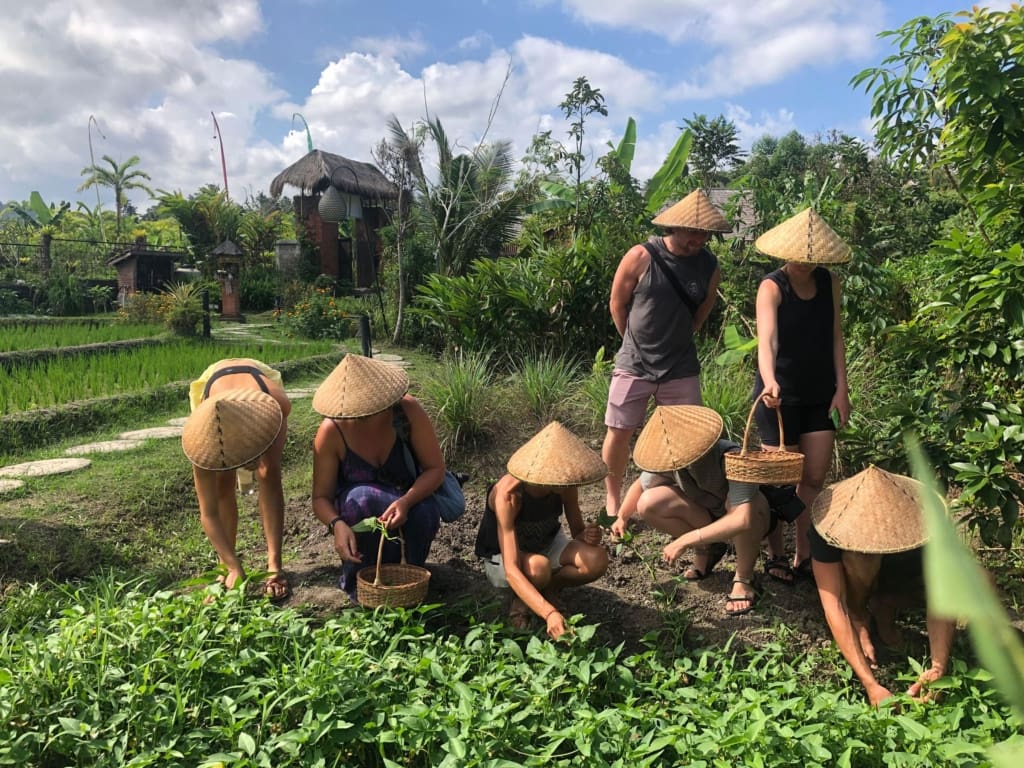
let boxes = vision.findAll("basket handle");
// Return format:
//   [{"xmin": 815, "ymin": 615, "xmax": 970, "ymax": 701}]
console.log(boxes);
[
  {"xmin": 740, "ymin": 392, "xmax": 787, "ymax": 455},
  {"xmin": 372, "ymin": 525, "xmax": 407, "ymax": 586}
]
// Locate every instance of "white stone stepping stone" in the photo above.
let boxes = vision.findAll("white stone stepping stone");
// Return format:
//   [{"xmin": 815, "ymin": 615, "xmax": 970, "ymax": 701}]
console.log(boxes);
[
  {"xmin": 66, "ymin": 440, "xmax": 144, "ymax": 456},
  {"xmin": 0, "ymin": 458, "xmax": 91, "ymax": 478},
  {"xmin": 0, "ymin": 478, "xmax": 25, "ymax": 494},
  {"xmin": 167, "ymin": 416, "xmax": 189, "ymax": 426},
  {"xmin": 285, "ymin": 388, "xmax": 314, "ymax": 399},
  {"xmin": 119, "ymin": 426, "xmax": 184, "ymax": 440},
  {"xmin": 374, "ymin": 353, "xmax": 404, "ymax": 362}
]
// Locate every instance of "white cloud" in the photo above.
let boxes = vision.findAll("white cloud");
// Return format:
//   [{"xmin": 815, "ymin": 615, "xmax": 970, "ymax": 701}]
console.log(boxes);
[
  {"xmin": 724, "ymin": 104, "xmax": 797, "ymax": 146},
  {"xmin": 560, "ymin": 0, "xmax": 884, "ymax": 96},
  {"xmin": 0, "ymin": 0, "xmax": 281, "ymax": 209},
  {"xmin": 350, "ymin": 33, "xmax": 428, "ymax": 62},
  {"xmin": 458, "ymin": 32, "xmax": 494, "ymax": 51},
  {"xmin": 274, "ymin": 35, "xmax": 661, "ymax": 193}
]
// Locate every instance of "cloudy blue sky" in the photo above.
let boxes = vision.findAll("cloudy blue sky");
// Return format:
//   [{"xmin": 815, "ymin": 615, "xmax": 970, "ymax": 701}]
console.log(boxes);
[{"xmin": 0, "ymin": 0, "xmax": 1000, "ymax": 212}]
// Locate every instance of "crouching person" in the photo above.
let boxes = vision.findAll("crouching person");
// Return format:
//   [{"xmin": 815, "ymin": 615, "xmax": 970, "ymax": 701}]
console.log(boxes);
[
  {"xmin": 475, "ymin": 421, "xmax": 609, "ymax": 639},
  {"xmin": 612, "ymin": 405, "xmax": 772, "ymax": 616},
  {"xmin": 810, "ymin": 466, "xmax": 956, "ymax": 706}
]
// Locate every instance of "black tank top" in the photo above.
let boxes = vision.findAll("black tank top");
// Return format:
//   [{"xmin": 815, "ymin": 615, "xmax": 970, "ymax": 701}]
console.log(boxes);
[
  {"xmin": 475, "ymin": 484, "xmax": 563, "ymax": 557},
  {"xmin": 754, "ymin": 267, "xmax": 836, "ymax": 405}
]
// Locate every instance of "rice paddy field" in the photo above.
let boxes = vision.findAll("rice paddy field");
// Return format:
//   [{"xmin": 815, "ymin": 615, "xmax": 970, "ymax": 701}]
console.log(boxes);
[
  {"xmin": 0, "ymin": 320, "xmax": 165, "ymax": 352},
  {"xmin": 0, "ymin": 336, "xmax": 336, "ymax": 414}
]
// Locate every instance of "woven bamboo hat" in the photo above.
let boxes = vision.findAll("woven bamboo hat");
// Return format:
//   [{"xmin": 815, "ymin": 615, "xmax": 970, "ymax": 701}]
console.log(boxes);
[
  {"xmin": 182, "ymin": 389, "xmax": 283, "ymax": 471},
  {"xmin": 755, "ymin": 207, "xmax": 851, "ymax": 264},
  {"xmin": 651, "ymin": 189, "xmax": 731, "ymax": 233},
  {"xmin": 507, "ymin": 421, "xmax": 607, "ymax": 486},
  {"xmin": 633, "ymin": 405, "xmax": 724, "ymax": 472},
  {"xmin": 811, "ymin": 465, "xmax": 939, "ymax": 553},
  {"xmin": 312, "ymin": 354, "xmax": 409, "ymax": 418}
]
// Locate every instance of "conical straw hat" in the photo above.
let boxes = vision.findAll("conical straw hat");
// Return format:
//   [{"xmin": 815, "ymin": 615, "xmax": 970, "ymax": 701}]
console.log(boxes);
[
  {"xmin": 651, "ymin": 189, "xmax": 731, "ymax": 233},
  {"xmin": 182, "ymin": 389, "xmax": 283, "ymax": 471},
  {"xmin": 507, "ymin": 421, "xmax": 607, "ymax": 486},
  {"xmin": 755, "ymin": 207, "xmax": 851, "ymax": 264},
  {"xmin": 312, "ymin": 354, "xmax": 409, "ymax": 418},
  {"xmin": 811, "ymin": 465, "xmax": 939, "ymax": 553},
  {"xmin": 633, "ymin": 405, "xmax": 724, "ymax": 472}
]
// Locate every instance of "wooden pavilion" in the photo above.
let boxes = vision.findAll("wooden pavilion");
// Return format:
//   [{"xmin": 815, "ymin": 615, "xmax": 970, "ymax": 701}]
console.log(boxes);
[{"xmin": 269, "ymin": 150, "xmax": 400, "ymax": 289}]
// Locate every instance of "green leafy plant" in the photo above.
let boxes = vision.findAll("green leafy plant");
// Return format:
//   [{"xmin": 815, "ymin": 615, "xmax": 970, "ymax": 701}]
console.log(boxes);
[
  {"xmin": 161, "ymin": 281, "xmax": 204, "ymax": 337},
  {"xmin": 418, "ymin": 349, "xmax": 495, "ymax": 452},
  {"xmin": 509, "ymin": 351, "xmax": 580, "ymax": 422},
  {"xmin": 572, "ymin": 346, "xmax": 614, "ymax": 429},
  {"xmin": 909, "ymin": 437, "xmax": 1024, "ymax": 765},
  {"xmin": 281, "ymin": 286, "xmax": 354, "ymax": 340}
]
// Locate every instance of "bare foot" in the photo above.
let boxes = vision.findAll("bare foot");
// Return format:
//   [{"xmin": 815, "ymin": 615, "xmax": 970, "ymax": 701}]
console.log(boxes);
[{"xmin": 264, "ymin": 572, "xmax": 291, "ymax": 601}]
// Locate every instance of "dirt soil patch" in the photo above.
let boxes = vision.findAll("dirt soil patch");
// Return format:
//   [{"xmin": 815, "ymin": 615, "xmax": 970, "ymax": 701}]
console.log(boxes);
[{"xmin": 276, "ymin": 480, "xmax": 860, "ymax": 659}]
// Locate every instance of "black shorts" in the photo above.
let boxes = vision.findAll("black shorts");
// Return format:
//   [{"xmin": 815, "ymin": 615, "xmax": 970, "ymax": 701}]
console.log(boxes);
[{"xmin": 755, "ymin": 400, "xmax": 834, "ymax": 447}]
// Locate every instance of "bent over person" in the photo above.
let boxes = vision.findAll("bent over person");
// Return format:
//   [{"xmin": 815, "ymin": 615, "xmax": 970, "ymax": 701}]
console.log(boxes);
[
  {"xmin": 475, "ymin": 421, "xmax": 609, "ymax": 639},
  {"xmin": 810, "ymin": 466, "xmax": 955, "ymax": 706},
  {"xmin": 183, "ymin": 358, "xmax": 292, "ymax": 599},
  {"xmin": 612, "ymin": 405, "xmax": 772, "ymax": 615},
  {"xmin": 602, "ymin": 189, "xmax": 730, "ymax": 520}
]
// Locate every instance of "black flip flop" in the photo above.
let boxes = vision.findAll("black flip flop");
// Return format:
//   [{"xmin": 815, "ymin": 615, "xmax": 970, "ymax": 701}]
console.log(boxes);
[
  {"xmin": 764, "ymin": 556, "xmax": 795, "ymax": 585},
  {"xmin": 683, "ymin": 541, "xmax": 728, "ymax": 581}
]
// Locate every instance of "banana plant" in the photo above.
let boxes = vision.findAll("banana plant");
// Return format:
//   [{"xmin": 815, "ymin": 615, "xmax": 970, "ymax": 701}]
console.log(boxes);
[
  {"xmin": 3, "ymin": 191, "xmax": 71, "ymax": 229},
  {"xmin": 527, "ymin": 118, "xmax": 694, "ymax": 217}
]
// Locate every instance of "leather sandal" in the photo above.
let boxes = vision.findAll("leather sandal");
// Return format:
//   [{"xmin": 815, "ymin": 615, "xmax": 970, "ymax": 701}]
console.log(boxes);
[{"xmin": 725, "ymin": 577, "xmax": 760, "ymax": 616}]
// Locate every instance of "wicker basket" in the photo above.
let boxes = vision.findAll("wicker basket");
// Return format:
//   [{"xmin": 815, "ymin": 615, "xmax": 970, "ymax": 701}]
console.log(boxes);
[
  {"xmin": 724, "ymin": 393, "xmax": 805, "ymax": 485},
  {"xmin": 356, "ymin": 528, "xmax": 430, "ymax": 608}
]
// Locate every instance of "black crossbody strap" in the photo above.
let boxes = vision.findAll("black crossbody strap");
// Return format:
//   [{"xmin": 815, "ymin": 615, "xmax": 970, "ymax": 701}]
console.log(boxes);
[{"xmin": 642, "ymin": 242, "xmax": 700, "ymax": 318}]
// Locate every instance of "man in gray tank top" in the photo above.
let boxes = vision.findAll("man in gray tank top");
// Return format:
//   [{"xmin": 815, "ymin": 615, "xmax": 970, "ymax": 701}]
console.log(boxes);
[{"xmin": 602, "ymin": 189, "xmax": 730, "ymax": 519}]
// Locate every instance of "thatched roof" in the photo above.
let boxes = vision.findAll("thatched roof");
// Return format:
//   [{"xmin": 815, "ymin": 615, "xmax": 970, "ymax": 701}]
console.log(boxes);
[
  {"xmin": 211, "ymin": 240, "xmax": 242, "ymax": 256},
  {"xmin": 269, "ymin": 149, "xmax": 398, "ymax": 201},
  {"xmin": 706, "ymin": 188, "xmax": 758, "ymax": 240}
]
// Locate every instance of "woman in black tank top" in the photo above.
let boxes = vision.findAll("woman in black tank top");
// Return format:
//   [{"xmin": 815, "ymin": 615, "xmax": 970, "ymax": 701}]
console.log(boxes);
[{"xmin": 755, "ymin": 255, "xmax": 851, "ymax": 582}]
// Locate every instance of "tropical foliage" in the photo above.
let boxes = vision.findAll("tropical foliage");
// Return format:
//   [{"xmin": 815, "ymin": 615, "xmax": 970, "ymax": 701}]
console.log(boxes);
[{"xmin": 78, "ymin": 155, "xmax": 154, "ymax": 238}]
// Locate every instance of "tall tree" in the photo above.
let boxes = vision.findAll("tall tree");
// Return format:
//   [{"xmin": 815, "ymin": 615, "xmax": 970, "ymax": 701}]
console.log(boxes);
[
  {"xmin": 560, "ymin": 77, "xmax": 608, "ymax": 235},
  {"xmin": 682, "ymin": 113, "xmax": 745, "ymax": 187},
  {"xmin": 78, "ymin": 155, "xmax": 154, "ymax": 238},
  {"xmin": 385, "ymin": 114, "xmax": 525, "ymax": 277}
]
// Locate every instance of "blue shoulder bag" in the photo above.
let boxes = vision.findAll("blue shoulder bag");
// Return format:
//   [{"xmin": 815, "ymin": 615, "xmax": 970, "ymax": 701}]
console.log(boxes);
[{"xmin": 393, "ymin": 408, "xmax": 467, "ymax": 523}]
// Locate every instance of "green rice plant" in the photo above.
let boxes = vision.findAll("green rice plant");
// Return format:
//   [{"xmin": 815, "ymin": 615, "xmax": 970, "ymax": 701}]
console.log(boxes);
[
  {"xmin": 700, "ymin": 359, "xmax": 754, "ymax": 441},
  {"xmin": 509, "ymin": 351, "xmax": 580, "ymax": 422},
  {"xmin": 571, "ymin": 346, "xmax": 614, "ymax": 429},
  {"xmin": 0, "ymin": 338, "xmax": 335, "ymax": 414},
  {"xmin": 0, "ymin": 320, "xmax": 164, "ymax": 351},
  {"xmin": 418, "ymin": 349, "xmax": 494, "ymax": 452}
]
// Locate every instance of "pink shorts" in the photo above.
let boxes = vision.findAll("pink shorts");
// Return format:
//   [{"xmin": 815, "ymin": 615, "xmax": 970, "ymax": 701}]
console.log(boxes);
[{"xmin": 604, "ymin": 370, "xmax": 702, "ymax": 430}]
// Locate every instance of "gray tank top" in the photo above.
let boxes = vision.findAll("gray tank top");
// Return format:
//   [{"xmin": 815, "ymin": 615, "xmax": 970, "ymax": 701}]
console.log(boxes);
[{"xmin": 615, "ymin": 236, "xmax": 718, "ymax": 382}]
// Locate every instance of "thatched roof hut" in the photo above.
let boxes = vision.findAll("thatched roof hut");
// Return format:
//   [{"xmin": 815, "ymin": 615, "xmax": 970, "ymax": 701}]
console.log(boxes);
[{"xmin": 269, "ymin": 149, "xmax": 398, "ymax": 202}]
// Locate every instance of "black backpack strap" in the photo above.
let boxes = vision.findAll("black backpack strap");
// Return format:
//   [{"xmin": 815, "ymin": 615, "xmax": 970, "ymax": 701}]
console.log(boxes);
[{"xmin": 642, "ymin": 242, "xmax": 700, "ymax": 318}]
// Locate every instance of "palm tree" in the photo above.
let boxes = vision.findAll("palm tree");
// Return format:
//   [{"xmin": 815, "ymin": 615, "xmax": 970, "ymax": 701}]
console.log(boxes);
[
  {"xmin": 78, "ymin": 155, "xmax": 155, "ymax": 238},
  {"xmin": 386, "ymin": 114, "xmax": 525, "ymax": 276}
]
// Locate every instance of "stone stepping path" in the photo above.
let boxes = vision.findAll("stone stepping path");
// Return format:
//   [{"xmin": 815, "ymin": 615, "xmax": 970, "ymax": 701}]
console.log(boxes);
[
  {"xmin": 286, "ymin": 388, "xmax": 315, "ymax": 399},
  {"xmin": 0, "ymin": 478, "xmax": 25, "ymax": 494},
  {"xmin": 66, "ymin": 440, "xmax": 144, "ymax": 456},
  {"xmin": 0, "ymin": 458, "xmax": 91, "ymax": 478},
  {"xmin": 167, "ymin": 416, "xmax": 189, "ymax": 426},
  {"xmin": 119, "ymin": 426, "xmax": 184, "ymax": 441}
]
